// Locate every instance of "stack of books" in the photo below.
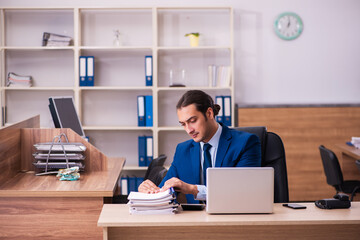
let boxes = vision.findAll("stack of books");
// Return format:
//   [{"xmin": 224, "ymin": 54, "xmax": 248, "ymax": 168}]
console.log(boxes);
[
  {"xmin": 42, "ymin": 32, "xmax": 72, "ymax": 46},
  {"xmin": 7, "ymin": 72, "xmax": 32, "ymax": 87},
  {"xmin": 127, "ymin": 188, "xmax": 179, "ymax": 215},
  {"xmin": 208, "ymin": 65, "xmax": 231, "ymax": 87}
]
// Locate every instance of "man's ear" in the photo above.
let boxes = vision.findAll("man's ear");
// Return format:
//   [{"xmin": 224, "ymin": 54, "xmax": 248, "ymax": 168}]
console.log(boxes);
[{"xmin": 207, "ymin": 107, "xmax": 214, "ymax": 119}]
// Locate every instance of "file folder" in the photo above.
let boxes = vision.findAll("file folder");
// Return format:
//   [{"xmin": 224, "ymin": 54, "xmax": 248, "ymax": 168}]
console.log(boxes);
[
  {"xmin": 145, "ymin": 55, "xmax": 153, "ymax": 86},
  {"xmin": 121, "ymin": 176, "xmax": 128, "ymax": 195},
  {"xmin": 215, "ymin": 96, "xmax": 224, "ymax": 124},
  {"xmin": 128, "ymin": 176, "xmax": 137, "ymax": 193},
  {"xmin": 145, "ymin": 95, "xmax": 153, "ymax": 127},
  {"xmin": 146, "ymin": 136, "xmax": 153, "ymax": 166},
  {"xmin": 79, "ymin": 56, "xmax": 87, "ymax": 86},
  {"xmin": 86, "ymin": 56, "xmax": 94, "ymax": 86},
  {"xmin": 136, "ymin": 177, "xmax": 144, "ymax": 192},
  {"xmin": 137, "ymin": 96, "xmax": 145, "ymax": 126},
  {"xmin": 138, "ymin": 136, "xmax": 147, "ymax": 167},
  {"xmin": 223, "ymin": 96, "xmax": 231, "ymax": 126}
]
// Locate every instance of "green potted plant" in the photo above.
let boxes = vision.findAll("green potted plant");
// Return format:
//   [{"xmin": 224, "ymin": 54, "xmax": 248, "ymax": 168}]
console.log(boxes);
[{"xmin": 185, "ymin": 32, "xmax": 200, "ymax": 47}]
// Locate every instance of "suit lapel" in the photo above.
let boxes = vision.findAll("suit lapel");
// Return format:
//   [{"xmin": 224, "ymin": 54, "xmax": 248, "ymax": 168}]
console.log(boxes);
[
  {"xmin": 215, "ymin": 125, "xmax": 232, "ymax": 167},
  {"xmin": 190, "ymin": 141, "xmax": 201, "ymax": 184}
]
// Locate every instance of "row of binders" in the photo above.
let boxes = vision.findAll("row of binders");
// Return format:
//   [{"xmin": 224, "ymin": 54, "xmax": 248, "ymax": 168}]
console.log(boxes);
[
  {"xmin": 77, "ymin": 55, "xmax": 152, "ymax": 87},
  {"xmin": 208, "ymin": 65, "xmax": 231, "ymax": 87},
  {"xmin": 79, "ymin": 56, "xmax": 95, "ymax": 86},
  {"xmin": 137, "ymin": 95, "xmax": 153, "ymax": 126},
  {"xmin": 138, "ymin": 136, "xmax": 153, "ymax": 167},
  {"xmin": 120, "ymin": 176, "xmax": 144, "ymax": 195},
  {"xmin": 215, "ymin": 95, "xmax": 232, "ymax": 126}
]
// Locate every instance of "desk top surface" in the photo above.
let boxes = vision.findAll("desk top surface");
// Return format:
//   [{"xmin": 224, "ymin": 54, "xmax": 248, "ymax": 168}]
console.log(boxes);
[
  {"xmin": 0, "ymin": 157, "xmax": 125, "ymax": 197},
  {"xmin": 336, "ymin": 143, "xmax": 360, "ymax": 159},
  {"xmin": 98, "ymin": 202, "xmax": 360, "ymax": 227}
]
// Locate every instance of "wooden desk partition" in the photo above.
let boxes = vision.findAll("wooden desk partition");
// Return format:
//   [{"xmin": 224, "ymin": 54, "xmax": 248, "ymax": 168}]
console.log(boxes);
[
  {"xmin": 0, "ymin": 116, "xmax": 125, "ymax": 239},
  {"xmin": 336, "ymin": 143, "xmax": 360, "ymax": 181},
  {"xmin": 0, "ymin": 115, "xmax": 40, "ymax": 185},
  {"xmin": 237, "ymin": 106, "xmax": 360, "ymax": 201}
]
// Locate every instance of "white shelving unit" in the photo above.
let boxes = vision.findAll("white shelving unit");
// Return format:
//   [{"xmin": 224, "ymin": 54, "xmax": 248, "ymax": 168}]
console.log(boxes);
[{"xmin": 0, "ymin": 6, "xmax": 234, "ymax": 170}]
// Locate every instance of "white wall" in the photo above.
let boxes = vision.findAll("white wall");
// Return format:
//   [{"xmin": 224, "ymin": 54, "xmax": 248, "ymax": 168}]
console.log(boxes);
[{"xmin": 2, "ymin": 0, "xmax": 360, "ymax": 104}]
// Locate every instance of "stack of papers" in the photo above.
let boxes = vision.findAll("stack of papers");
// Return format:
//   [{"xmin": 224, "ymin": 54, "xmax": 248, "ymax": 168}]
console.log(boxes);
[
  {"xmin": 127, "ymin": 188, "xmax": 179, "ymax": 215},
  {"xmin": 42, "ymin": 32, "xmax": 72, "ymax": 46},
  {"xmin": 351, "ymin": 137, "xmax": 360, "ymax": 148},
  {"xmin": 7, "ymin": 72, "xmax": 32, "ymax": 87}
]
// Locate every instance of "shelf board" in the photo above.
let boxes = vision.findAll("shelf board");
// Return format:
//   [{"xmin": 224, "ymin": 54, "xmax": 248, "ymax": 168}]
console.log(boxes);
[
  {"xmin": 157, "ymin": 46, "xmax": 231, "ymax": 50},
  {"xmin": 80, "ymin": 86, "xmax": 152, "ymax": 91},
  {"xmin": 3, "ymin": 87, "xmax": 74, "ymax": 91},
  {"xmin": 158, "ymin": 126, "xmax": 183, "ymax": 131},
  {"xmin": 123, "ymin": 166, "xmax": 148, "ymax": 171},
  {"xmin": 83, "ymin": 126, "xmax": 153, "ymax": 131},
  {"xmin": 80, "ymin": 46, "xmax": 152, "ymax": 50},
  {"xmin": 3, "ymin": 46, "xmax": 74, "ymax": 50},
  {"xmin": 157, "ymin": 86, "xmax": 231, "ymax": 91},
  {"xmin": 123, "ymin": 165, "xmax": 170, "ymax": 171}
]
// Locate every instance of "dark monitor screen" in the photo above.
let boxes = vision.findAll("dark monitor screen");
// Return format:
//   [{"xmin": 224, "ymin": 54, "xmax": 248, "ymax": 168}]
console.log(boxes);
[{"xmin": 49, "ymin": 97, "xmax": 85, "ymax": 137}]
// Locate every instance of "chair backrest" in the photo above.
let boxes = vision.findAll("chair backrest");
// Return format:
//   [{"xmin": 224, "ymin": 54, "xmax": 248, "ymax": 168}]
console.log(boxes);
[
  {"xmin": 356, "ymin": 160, "xmax": 360, "ymax": 173},
  {"xmin": 319, "ymin": 145, "xmax": 344, "ymax": 187},
  {"xmin": 147, "ymin": 166, "xmax": 168, "ymax": 186},
  {"xmin": 234, "ymin": 127, "xmax": 289, "ymax": 203},
  {"xmin": 144, "ymin": 154, "xmax": 167, "ymax": 180},
  {"xmin": 264, "ymin": 132, "xmax": 289, "ymax": 203},
  {"xmin": 235, "ymin": 126, "xmax": 267, "ymax": 164}
]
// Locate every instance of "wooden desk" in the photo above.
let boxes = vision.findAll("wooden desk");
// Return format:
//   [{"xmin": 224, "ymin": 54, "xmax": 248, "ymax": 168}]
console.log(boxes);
[
  {"xmin": 336, "ymin": 143, "xmax": 360, "ymax": 181},
  {"xmin": 98, "ymin": 203, "xmax": 360, "ymax": 240},
  {"xmin": 0, "ymin": 116, "xmax": 126, "ymax": 239}
]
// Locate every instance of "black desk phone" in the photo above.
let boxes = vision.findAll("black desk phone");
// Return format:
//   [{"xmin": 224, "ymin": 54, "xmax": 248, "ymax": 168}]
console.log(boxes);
[{"xmin": 315, "ymin": 193, "xmax": 351, "ymax": 209}]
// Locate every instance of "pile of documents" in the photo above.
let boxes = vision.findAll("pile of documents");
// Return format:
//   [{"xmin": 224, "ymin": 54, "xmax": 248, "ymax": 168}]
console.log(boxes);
[
  {"xmin": 127, "ymin": 188, "xmax": 179, "ymax": 215},
  {"xmin": 42, "ymin": 32, "xmax": 72, "ymax": 46},
  {"xmin": 7, "ymin": 72, "xmax": 32, "ymax": 87},
  {"xmin": 351, "ymin": 137, "xmax": 360, "ymax": 148}
]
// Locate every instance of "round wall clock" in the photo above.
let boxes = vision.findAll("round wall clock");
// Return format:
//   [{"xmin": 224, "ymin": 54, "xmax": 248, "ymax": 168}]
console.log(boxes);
[{"xmin": 274, "ymin": 12, "xmax": 303, "ymax": 40}]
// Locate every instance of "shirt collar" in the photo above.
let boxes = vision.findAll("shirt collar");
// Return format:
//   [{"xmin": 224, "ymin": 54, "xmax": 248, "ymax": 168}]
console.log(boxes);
[{"xmin": 200, "ymin": 123, "xmax": 222, "ymax": 150}]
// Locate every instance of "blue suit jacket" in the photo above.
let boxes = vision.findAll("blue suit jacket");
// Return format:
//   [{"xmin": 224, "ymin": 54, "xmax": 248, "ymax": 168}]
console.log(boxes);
[{"xmin": 159, "ymin": 124, "xmax": 261, "ymax": 203}]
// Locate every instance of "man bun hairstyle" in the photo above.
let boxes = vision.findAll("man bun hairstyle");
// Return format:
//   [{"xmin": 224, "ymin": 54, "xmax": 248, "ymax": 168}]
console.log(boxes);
[{"xmin": 176, "ymin": 90, "xmax": 221, "ymax": 118}]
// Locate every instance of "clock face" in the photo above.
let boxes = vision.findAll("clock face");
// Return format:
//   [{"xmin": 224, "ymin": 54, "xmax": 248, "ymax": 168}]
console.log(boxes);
[{"xmin": 274, "ymin": 12, "xmax": 303, "ymax": 40}]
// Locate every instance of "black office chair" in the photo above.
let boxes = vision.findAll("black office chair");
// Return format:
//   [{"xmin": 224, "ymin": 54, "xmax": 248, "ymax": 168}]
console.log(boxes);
[
  {"xmin": 235, "ymin": 126, "xmax": 289, "ymax": 203},
  {"xmin": 319, "ymin": 145, "xmax": 360, "ymax": 201},
  {"xmin": 146, "ymin": 166, "xmax": 168, "ymax": 186},
  {"xmin": 356, "ymin": 160, "xmax": 360, "ymax": 173},
  {"xmin": 144, "ymin": 154, "xmax": 167, "ymax": 181}
]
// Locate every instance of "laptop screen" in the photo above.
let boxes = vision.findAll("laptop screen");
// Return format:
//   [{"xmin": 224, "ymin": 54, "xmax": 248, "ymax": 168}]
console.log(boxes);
[
  {"xmin": 206, "ymin": 167, "xmax": 274, "ymax": 214},
  {"xmin": 49, "ymin": 97, "xmax": 85, "ymax": 138}
]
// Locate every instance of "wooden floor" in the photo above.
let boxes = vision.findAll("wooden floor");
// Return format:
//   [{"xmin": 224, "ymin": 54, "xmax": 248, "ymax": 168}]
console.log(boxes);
[{"xmin": 237, "ymin": 106, "xmax": 360, "ymax": 201}]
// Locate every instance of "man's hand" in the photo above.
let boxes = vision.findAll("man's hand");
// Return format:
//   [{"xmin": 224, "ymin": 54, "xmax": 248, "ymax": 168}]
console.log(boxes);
[
  {"xmin": 138, "ymin": 179, "xmax": 160, "ymax": 194},
  {"xmin": 160, "ymin": 177, "xmax": 198, "ymax": 197}
]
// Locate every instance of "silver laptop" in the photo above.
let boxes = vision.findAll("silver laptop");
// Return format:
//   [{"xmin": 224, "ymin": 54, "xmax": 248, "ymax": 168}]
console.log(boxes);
[{"xmin": 206, "ymin": 167, "xmax": 274, "ymax": 214}]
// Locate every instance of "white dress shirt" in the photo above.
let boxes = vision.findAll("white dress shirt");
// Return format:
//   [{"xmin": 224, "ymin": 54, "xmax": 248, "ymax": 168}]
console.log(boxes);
[{"xmin": 195, "ymin": 123, "xmax": 222, "ymax": 200}]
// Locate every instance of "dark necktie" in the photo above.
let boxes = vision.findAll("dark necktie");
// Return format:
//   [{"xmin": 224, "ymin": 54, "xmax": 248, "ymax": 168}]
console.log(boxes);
[{"xmin": 203, "ymin": 143, "xmax": 212, "ymax": 185}]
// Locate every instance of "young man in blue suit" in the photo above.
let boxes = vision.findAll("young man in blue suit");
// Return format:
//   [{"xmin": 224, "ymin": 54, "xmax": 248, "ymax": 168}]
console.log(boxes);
[{"xmin": 138, "ymin": 90, "xmax": 261, "ymax": 203}]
